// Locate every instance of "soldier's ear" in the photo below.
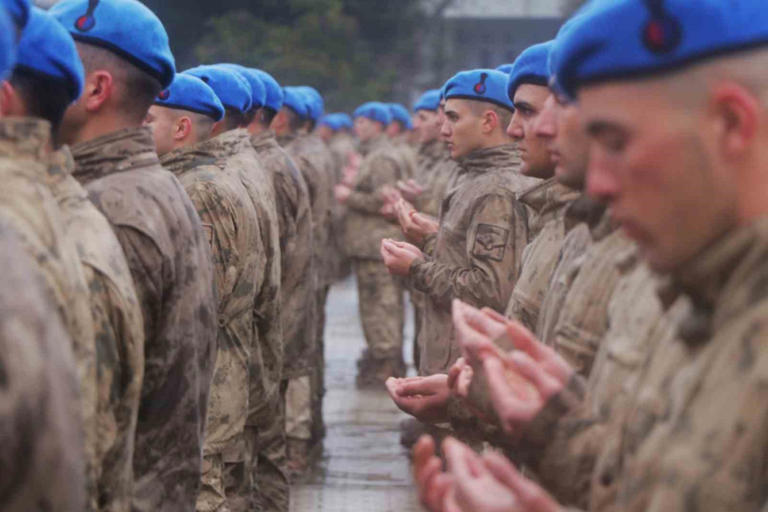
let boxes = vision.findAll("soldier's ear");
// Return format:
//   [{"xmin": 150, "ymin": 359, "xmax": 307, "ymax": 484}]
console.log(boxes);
[
  {"xmin": 481, "ymin": 109, "xmax": 498, "ymax": 135},
  {"xmin": 0, "ymin": 81, "xmax": 14, "ymax": 117},
  {"xmin": 175, "ymin": 116, "xmax": 192, "ymax": 141},
  {"xmin": 82, "ymin": 70, "xmax": 114, "ymax": 113}
]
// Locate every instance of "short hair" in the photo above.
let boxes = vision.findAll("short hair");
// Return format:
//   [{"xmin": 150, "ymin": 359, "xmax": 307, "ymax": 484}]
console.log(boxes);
[
  {"xmin": 189, "ymin": 112, "xmax": 215, "ymax": 143},
  {"xmin": 259, "ymin": 106, "xmax": 277, "ymax": 128},
  {"xmin": 221, "ymin": 108, "xmax": 253, "ymax": 131},
  {"xmin": 469, "ymin": 100, "xmax": 513, "ymax": 130},
  {"xmin": 284, "ymin": 107, "xmax": 305, "ymax": 133},
  {"xmin": 77, "ymin": 42, "xmax": 162, "ymax": 123},
  {"xmin": 9, "ymin": 68, "xmax": 72, "ymax": 136}
]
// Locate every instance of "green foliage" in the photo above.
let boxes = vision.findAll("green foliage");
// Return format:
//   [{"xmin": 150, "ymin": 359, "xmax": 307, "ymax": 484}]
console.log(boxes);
[{"xmin": 181, "ymin": 0, "xmax": 422, "ymax": 112}]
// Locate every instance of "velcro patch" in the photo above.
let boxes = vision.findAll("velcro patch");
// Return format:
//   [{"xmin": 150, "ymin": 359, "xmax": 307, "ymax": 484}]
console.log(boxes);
[{"xmin": 472, "ymin": 224, "xmax": 510, "ymax": 262}]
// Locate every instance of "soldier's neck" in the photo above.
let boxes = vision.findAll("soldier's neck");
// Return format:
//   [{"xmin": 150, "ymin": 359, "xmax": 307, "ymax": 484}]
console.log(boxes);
[{"xmin": 70, "ymin": 116, "xmax": 142, "ymax": 147}]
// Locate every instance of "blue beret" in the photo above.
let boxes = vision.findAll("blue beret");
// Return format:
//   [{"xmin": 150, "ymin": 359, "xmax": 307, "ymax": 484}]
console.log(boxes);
[
  {"xmin": 251, "ymin": 69, "xmax": 283, "ymax": 112},
  {"xmin": 319, "ymin": 114, "xmax": 342, "ymax": 131},
  {"xmin": 295, "ymin": 86, "xmax": 324, "ymax": 121},
  {"xmin": 507, "ymin": 40, "xmax": 554, "ymax": 100},
  {"xmin": 551, "ymin": 0, "xmax": 768, "ymax": 100},
  {"xmin": 184, "ymin": 65, "xmax": 252, "ymax": 114},
  {"xmin": 154, "ymin": 74, "xmax": 224, "ymax": 122},
  {"xmin": 387, "ymin": 103, "xmax": 413, "ymax": 129},
  {"xmin": 0, "ymin": 9, "xmax": 15, "ymax": 80},
  {"xmin": 443, "ymin": 69, "xmax": 515, "ymax": 111},
  {"xmin": 413, "ymin": 89, "xmax": 441, "ymax": 112},
  {"xmin": 1, "ymin": 0, "xmax": 29, "ymax": 29},
  {"xmin": 15, "ymin": 7, "xmax": 84, "ymax": 103},
  {"xmin": 337, "ymin": 113, "xmax": 353, "ymax": 129},
  {"xmin": 282, "ymin": 86, "xmax": 309, "ymax": 118},
  {"xmin": 50, "ymin": 0, "xmax": 176, "ymax": 89},
  {"xmin": 353, "ymin": 102, "xmax": 392, "ymax": 125},
  {"xmin": 219, "ymin": 64, "xmax": 266, "ymax": 111},
  {"xmin": 496, "ymin": 63, "xmax": 514, "ymax": 74}
]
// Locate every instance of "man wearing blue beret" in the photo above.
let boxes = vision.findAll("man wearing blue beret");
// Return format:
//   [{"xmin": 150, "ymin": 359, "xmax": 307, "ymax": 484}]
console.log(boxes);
[
  {"xmin": 182, "ymin": 64, "xmax": 286, "ymax": 512},
  {"xmin": 0, "ymin": 5, "xmax": 92, "ymax": 512},
  {"xmin": 336, "ymin": 101, "xmax": 410, "ymax": 387},
  {"xmin": 382, "ymin": 69, "xmax": 538, "ymax": 383},
  {"xmin": 147, "ymin": 71, "xmax": 269, "ymax": 512},
  {"xmin": 285, "ymin": 85, "xmax": 336, "ymax": 457},
  {"xmin": 504, "ymin": 40, "xmax": 586, "ymax": 335},
  {"xmin": 49, "ymin": 1, "xmax": 218, "ymax": 510},
  {"xmin": 414, "ymin": 0, "xmax": 768, "ymax": 511},
  {"xmin": 274, "ymin": 85, "xmax": 338, "ymax": 474},
  {"xmin": 241, "ymin": 70, "xmax": 311, "ymax": 512},
  {"xmin": 4, "ymin": 8, "xmax": 155, "ymax": 512},
  {"xmin": 386, "ymin": 103, "xmax": 418, "ymax": 179},
  {"xmin": 269, "ymin": 85, "xmax": 326, "ymax": 472}
]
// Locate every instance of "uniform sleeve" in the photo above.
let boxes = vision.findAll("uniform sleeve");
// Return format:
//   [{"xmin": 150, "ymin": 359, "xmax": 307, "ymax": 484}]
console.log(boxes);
[
  {"xmin": 185, "ymin": 182, "xmax": 241, "ymax": 306},
  {"xmin": 272, "ymin": 171, "xmax": 300, "ymax": 252},
  {"xmin": 410, "ymin": 192, "xmax": 528, "ymax": 312},
  {"xmin": 346, "ymin": 156, "xmax": 400, "ymax": 214}
]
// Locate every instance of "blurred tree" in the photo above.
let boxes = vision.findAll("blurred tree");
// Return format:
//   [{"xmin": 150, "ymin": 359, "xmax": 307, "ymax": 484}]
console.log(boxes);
[{"xmin": 141, "ymin": 0, "xmax": 425, "ymax": 111}]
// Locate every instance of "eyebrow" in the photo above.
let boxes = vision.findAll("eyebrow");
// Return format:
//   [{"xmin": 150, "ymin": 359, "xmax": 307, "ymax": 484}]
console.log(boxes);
[
  {"xmin": 586, "ymin": 119, "xmax": 623, "ymax": 137},
  {"xmin": 513, "ymin": 100, "xmax": 536, "ymax": 112}
]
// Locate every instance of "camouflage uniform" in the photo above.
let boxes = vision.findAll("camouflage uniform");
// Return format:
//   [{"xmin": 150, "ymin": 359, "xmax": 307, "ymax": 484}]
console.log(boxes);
[
  {"xmin": 548, "ymin": 214, "xmax": 631, "ymax": 376},
  {"xmin": 0, "ymin": 118, "xmax": 98, "ymax": 508},
  {"xmin": 344, "ymin": 134, "xmax": 409, "ymax": 373},
  {"xmin": 607, "ymin": 219, "xmax": 768, "ymax": 511},
  {"xmin": 390, "ymin": 134, "xmax": 418, "ymax": 181},
  {"xmin": 327, "ymin": 132, "xmax": 357, "ymax": 281},
  {"xmin": 418, "ymin": 141, "xmax": 461, "ymax": 219},
  {"xmin": 410, "ymin": 144, "xmax": 539, "ymax": 376},
  {"xmin": 162, "ymin": 132, "xmax": 264, "ymax": 512},
  {"xmin": 46, "ymin": 146, "xmax": 145, "ymax": 512},
  {"xmin": 284, "ymin": 132, "xmax": 335, "ymax": 443},
  {"xmin": 221, "ymin": 130, "xmax": 284, "ymax": 509},
  {"xmin": 536, "ymin": 196, "xmax": 608, "ymax": 342},
  {"xmin": 279, "ymin": 133, "xmax": 329, "ymax": 446},
  {"xmin": 71, "ymin": 126, "xmax": 218, "ymax": 512},
  {"xmin": 0, "ymin": 220, "xmax": 86, "ymax": 512},
  {"xmin": 252, "ymin": 129, "xmax": 313, "ymax": 511},
  {"xmin": 504, "ymin": 179, "xmax": 581, "ymax": 332}
]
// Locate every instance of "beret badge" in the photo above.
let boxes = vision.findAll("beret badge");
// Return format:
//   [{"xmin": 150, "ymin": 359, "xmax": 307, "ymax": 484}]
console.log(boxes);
[
  {"xmin": 75, "ymin": 0, "xmax": 99, "ymax": 32},
  {"xmin": 642, "ymin": 0, "xmax": 681, "ymax": 54},
  {"xmin": 473, "ymin": 73, "xmax": 488, "ymax": 95},
  {"xmin": 158, "ymin": 89, "xmax": 170, "ymax": 100}
]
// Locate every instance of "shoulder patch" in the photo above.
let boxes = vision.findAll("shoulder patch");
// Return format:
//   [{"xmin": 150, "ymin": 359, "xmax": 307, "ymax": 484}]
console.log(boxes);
[{"xmin": 472, "ymin": 223, "xmax": 510, "ymax": 262}]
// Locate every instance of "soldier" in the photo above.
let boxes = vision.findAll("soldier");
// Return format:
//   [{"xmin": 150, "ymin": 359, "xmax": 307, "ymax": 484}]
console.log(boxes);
[
  {"xmin": 336, "ymin": 101, "xmax": 408, "ymax": 386},
  {"xmin": 146, "ymin": 71, "xmax": 259, "ymax": 512},
  {"xmin": 183, "ymin": 64, "xmax": 284, "ymax": 509},
  {"xmin": 6, "ymin": 9, "xmax": 146, "ymax": 511},
  {"xmin": 272, "ymin": 86, "xmax": 329, "ymax": 470},
  {"xmin": 0, "ymin": 7, "xmax": 100, "ymax": 508},
  {"xmin": 239, "ymin": 67, "xmax": 301, "ymax": 511},
  {"xmin": 503, "ymin": 41, "xmax": 581, "ymax": 333},
  {"xmin": 0, "ymin": 4, "xmax": 86, "ymax": 511},
  {"xmin": 381, "ymin": 69, "xmax": 539, "ymax": 378},
  {"xmin": 50, "ymin": 1, "xmax": 218, "ymax": 510},
  {"xmin": 387, "ymin": 102, "xmax": 418, "ymax": 179},
  {"xmin": 420, "ymin": 0, "xmax": 768, "ymax": 510}
]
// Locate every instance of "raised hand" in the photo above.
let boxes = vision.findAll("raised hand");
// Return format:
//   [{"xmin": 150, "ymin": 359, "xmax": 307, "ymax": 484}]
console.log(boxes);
[
  {"xmin": 414, "ymin": 436, "xmax": 455, "ymax": 512},
  {"xmin": 381, "ymin": 238, "xmax": 424, "ymax": 276},
  {"xmin": 385, "ymin": 374, "xmax": 451, "ymax": 424}
]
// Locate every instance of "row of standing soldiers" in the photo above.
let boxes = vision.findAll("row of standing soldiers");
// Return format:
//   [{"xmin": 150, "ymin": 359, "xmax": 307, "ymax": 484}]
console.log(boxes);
[{"xmin": 0, "ymin": 0, "xmax": 428, "ymax": 511}]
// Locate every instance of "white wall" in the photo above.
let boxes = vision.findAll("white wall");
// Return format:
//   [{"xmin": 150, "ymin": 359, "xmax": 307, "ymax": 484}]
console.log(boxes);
[{"xmin": 443, "ymin": 0, "xmax": 563, "ymax": 19}]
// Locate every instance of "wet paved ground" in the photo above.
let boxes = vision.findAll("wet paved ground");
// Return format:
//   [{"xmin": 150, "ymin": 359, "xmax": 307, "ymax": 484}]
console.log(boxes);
[{"xmin": 290, "ymin": 277, "xmax": 422, "ymax": 512}]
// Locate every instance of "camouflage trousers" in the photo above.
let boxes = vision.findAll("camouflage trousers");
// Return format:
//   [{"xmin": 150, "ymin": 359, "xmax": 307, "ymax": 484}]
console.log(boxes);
[
  {"xmin": 196, "ymin": 452, "xmax": 251, "ymax": 512},
  {"xmin": 251, "ymin": 394, "xmax": 289, "ymax": 512},
  {"xmin": 285, "ymin": 375, "xmax": 313, "ymax": 441},
  {"xmin": 354, "ymin": 259, "xmax": 405, "ymax": 360},
  {"xmin": 312, "ymin": 286, "xmax": 329, "ymax": 443}
]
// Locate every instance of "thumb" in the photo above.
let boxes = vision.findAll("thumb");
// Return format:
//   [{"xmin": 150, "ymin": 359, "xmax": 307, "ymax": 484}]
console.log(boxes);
[{"xmin": 505, "ymin": 351, "xmax": 562, "ymax": 399}]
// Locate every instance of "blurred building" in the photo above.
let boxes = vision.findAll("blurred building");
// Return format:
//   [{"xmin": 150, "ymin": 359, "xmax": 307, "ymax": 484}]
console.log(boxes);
[{"xmin": 411, "ymin": 0, "xmax": 565, "ymax": 101}]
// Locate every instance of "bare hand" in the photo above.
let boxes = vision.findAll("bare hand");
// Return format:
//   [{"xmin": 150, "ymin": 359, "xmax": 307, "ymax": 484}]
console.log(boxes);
[
  {"xmin": 397, "ymin": 179, "xmax": 426, "ymax": 202},
  {"xmin": 334, "ymin": 184, "xmax": 352, "ymax": 204},
  {"xmin": 414, "ymin": 436, "xmax": 454, "ymax": 512},
  {"xmin": 380, "ymin": 238, "xmax": 424, "ymax": 276},
  {"xmin": 385, "ymin": 374, "xmax": 451, "ymax": 424}
]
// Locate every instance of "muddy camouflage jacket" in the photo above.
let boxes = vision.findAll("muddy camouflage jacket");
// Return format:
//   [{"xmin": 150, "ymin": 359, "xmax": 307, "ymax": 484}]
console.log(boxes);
[
  {"xmin": 71, "ymin": 126, "xmax": 217, "ymax": 512},
  {"xmin": 47, "ymin": 146, "xmax": 145, "ymax": 512},
  {"xmin": 253, "ymin": 130, "xmax": 316, "ymax": 378},
  {"xmin": 0, "ymin": 118, "xmax": 98, "ymax": 508},
  {"xmin": 410, "ymin": 144, "xmax": 539, "ymax": 375}
]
